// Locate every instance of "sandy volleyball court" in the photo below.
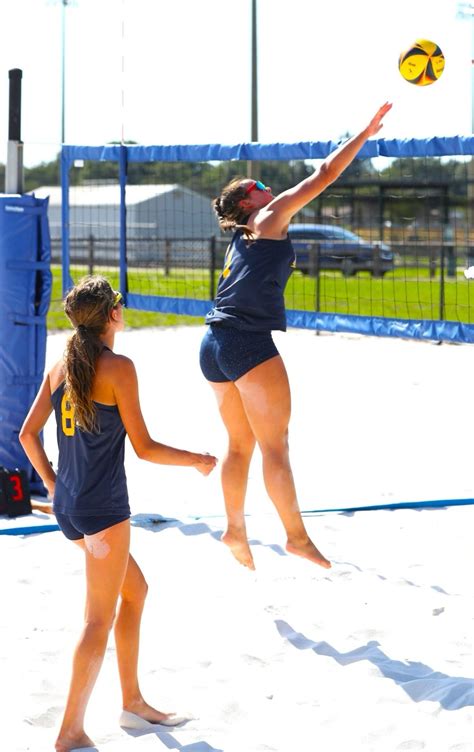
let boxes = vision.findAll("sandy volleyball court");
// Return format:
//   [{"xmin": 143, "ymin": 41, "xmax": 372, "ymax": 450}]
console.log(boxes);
[{"xmin": 1, "ymin": 326, "xmax": 472, "ymax": 751}]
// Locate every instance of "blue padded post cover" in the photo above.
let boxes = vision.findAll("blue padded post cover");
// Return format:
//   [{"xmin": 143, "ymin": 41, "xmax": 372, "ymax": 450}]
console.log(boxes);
[{"xmin": 0, "ymin": 194, "xmax": 52, "ymax": 494}]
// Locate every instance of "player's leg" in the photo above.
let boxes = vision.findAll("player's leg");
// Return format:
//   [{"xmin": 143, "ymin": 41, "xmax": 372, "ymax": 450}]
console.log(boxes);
[
  {"xmin": 114, "ymin": 554, "xmax": 174, "ymax": 722},
  {"xmin": 55, "ymin": 519, "xmax": 131, "ymax": 752},
  {"xmin": 208, "ymin": 379, "xmax": 256, "ymax": 569},
  {"xmin": 236, "ymin": 356, "xmax": 331, "ymax": 568}
]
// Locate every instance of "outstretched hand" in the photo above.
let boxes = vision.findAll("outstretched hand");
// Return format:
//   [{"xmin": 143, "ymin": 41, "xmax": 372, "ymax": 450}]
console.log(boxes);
[
  {"xmin": 194, "ymin": 453, "xmax": 218, "ymax": 476},
  {"xmin": 366, "ymin": 102, "xmax": 393, "ymax": 138}
]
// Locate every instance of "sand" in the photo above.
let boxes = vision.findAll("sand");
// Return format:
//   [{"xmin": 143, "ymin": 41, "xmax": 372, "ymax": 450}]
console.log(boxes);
[{"xmin": 1, "ymin": 326, "xmax": 472, "ymax": 751}]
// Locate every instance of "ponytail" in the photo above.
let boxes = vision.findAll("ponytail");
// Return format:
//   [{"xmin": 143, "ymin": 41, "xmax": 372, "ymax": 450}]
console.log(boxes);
[
  {"xmin": 64, "ymin": 326, "xmax": 102, "ymax": 433},
  {"xmin": 62, "ymin": 275, "xmax": 116, "ymax": 433}
]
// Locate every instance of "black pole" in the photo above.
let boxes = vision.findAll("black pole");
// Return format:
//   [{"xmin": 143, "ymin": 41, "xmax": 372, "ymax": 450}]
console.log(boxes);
[
  {"xmin": 8, "ymin": 69, "xmax": 22, "ymax": 141},
  {"xmin": 6, "ymin": 68, "xmax": 24, "ymax": 194}
]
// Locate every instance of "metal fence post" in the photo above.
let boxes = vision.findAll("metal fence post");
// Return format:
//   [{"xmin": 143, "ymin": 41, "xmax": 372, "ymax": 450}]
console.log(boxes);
[
  {"xmin": 210, "ymin": 235, "xmax": 216, "ymax": 301},
  {"xmin": 314, "ymin": 244, "xmax": 321, "ymax": 335},
  {"xmin": 373, "ymin": 244, "xmax": 382, "ymax": 277},
  {"xmin": 164, "ymin": 240, "xmax": 171, "ymax": 276},
  {"xmin": 439, "ymin": 243, "xmax": 445, "ymax": 322},
  {"xmin": 87, "ymin": 233, "xmax": 94, "ymax": 276}
]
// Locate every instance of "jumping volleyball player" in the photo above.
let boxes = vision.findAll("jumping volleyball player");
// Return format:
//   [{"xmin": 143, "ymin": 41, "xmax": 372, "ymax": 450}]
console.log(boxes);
[
  {"xmin": 200, "ymin": 102, "xmax": 392, "ymax": 571},
  {"xmin": 20, "ymin": 276, "xmax": 217, "ymax": 752}
]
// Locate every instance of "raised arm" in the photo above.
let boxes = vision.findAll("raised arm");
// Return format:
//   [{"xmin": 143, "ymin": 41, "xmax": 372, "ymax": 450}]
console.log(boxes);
[
  {"xmin": 254, "ymin": 102, "xmax": 392, "ymax": 236},
  {"xmin": 112, "ymin": 356, "xmax": 217, "ymax": 476}
]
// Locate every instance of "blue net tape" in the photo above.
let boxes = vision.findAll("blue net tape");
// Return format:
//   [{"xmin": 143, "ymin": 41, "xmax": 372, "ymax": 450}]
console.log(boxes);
[{"xmin": 62, "ymin": 136, "xmax": 474, "ymax": 164}]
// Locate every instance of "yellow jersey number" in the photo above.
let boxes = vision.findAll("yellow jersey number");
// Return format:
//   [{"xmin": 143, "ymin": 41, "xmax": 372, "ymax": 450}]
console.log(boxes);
[
  {"xmin": 222, "ymin": 246, "xmax": 233, "ymax": 279},
  {"xmin": 61, "ymin": 394, "xmax": 76, "ymax": 436}
]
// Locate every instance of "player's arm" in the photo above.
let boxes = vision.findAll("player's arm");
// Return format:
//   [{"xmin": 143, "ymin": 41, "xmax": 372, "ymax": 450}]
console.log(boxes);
[
  {"xmin": 255, "ymin": 102, "xmax": 392, "ymax": 236},
  {"xmin": 111, "ymin": 356, "xmax": 217, "ymax": 476},
  {"xmin": 19, "ymin": 371, "xmax": 57, "ymax": 497}
]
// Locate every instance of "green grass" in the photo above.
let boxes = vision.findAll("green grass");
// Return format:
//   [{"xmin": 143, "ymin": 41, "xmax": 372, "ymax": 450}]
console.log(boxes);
[
  {"xmin": 47, "ymin": 265, "xmax": 474, "ymax": 332},
  {"xmin": 286, "ymin": 269, "xmax": 474, "ymax": 322},
  {"xmin": 48, "ymin": 267, "xmax": 204, "ymax": 330}
]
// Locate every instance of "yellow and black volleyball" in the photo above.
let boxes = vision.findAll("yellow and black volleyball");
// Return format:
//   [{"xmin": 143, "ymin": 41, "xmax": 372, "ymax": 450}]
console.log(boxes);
[{"xmin": 398, "ymin": 39, "xmax": 445, "ymax": 86}]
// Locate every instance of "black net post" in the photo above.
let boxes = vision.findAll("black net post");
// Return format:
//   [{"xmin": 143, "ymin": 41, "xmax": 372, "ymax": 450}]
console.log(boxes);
[{"xmin": 5, "ymin": 68, "xmax": 24, "ymax": 194}]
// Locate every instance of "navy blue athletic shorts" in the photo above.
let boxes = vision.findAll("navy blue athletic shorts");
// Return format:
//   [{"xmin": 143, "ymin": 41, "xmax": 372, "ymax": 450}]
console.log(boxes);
[
  {"xmin": 199, "ymin": 325, "xmax": 279, "ymax": 382},
  {"xmin": 55, "ymin": 511, "xmax": 130, "ymax": 541}
]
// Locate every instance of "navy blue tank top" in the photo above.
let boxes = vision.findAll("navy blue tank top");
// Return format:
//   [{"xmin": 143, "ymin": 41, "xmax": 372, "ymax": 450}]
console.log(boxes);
[
  {"xmin": 205, "ymin": 230, "xmax": 296, "ymax": 332},
  {"xmin": 51, "ymin": 381, "xmax": 129, "ymax": 516}
]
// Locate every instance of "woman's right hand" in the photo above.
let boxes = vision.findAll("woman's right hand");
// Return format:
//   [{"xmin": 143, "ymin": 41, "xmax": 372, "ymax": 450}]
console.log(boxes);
[
  {"xmin": 365, "ymin": 101, "xmax": 393, "ymax": 138},
  {"xmin": 193, "ymin": 453, "xmax": 218, "ymax": 476}
]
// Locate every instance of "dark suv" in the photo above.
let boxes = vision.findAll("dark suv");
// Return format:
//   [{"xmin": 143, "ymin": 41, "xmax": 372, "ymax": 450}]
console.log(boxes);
[{"xmin": 289, "ymin": 223, "xmax": 394, "ymax": 277}]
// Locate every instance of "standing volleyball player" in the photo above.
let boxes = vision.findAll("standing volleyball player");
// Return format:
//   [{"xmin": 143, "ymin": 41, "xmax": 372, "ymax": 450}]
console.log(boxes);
[
  {"xmin": 200, "ymin": 103, "xmax": 392, "ymax": 571},
  {"xmin": 20, "ymin": 276, "xmax": 217, "ymax": 752}
]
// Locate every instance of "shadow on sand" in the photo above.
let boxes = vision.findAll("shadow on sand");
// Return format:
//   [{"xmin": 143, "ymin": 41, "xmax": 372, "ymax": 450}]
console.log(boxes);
[
  {"xmin": 131, "ymin": 514, "xmax": 286, "ymax": 556},
  {"xmin": 275, "ymin": 619, "xmax": 474, "ymax": 711},
  {"xmin": 122, "ymin": 723, "xmax": 223, "ymax": 751}
]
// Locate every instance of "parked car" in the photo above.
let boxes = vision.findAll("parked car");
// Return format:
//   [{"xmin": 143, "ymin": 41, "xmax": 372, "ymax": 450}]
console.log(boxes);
[{"xmin": 288, "ymin": 223, "xmax": 394, "ymax": 277}]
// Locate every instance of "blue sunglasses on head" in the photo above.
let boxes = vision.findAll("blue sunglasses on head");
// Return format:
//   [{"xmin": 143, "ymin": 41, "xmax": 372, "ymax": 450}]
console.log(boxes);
[{"xmin": 244, "ymin": 180, "xmax": 268, "ymax": 195}]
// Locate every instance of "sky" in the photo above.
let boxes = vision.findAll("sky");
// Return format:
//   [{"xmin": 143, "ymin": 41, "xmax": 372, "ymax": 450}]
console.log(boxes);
[{"xmin": 0, "ymin": 0, "xmax": 472, "ymax": 167}]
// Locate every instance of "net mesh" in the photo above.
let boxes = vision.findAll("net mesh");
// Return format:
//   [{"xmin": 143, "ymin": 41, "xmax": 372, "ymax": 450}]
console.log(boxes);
[{"xmin": 46, "ymin": 141, "xmax": 474, "ymax": 336}]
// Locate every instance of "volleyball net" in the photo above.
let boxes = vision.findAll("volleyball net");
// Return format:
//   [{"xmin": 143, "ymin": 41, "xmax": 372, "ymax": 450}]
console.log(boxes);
[{"xmin": 54, "ymin": 137, "xmax": 474, "ymax": 342}]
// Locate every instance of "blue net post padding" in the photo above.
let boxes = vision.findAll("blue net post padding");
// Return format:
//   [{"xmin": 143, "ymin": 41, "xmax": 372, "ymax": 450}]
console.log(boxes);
[{"xmin": 0, "ymin": 195, "xmax": 52, "ymax": 495}]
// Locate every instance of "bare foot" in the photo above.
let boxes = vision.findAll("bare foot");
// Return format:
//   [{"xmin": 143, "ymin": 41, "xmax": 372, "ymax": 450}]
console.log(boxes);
[
  {"xmin": 286, "ymin": 537, "xmax": 331, "ymax": 568},
  {"xmin": 55, "ymin": 731, "xmax": 95, "ymax": 751},
  {"xmin": 123, "ymin": 699, "xmax": 176, "ymax": 724},
  {"xmin": 221, "ymin": 530, "xmax": 255, "ymax": 570}
]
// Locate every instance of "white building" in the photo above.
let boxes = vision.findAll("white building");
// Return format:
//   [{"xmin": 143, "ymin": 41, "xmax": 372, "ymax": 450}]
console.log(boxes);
[{"xmin": 32, "ymin": 183, "xmax": 219, "ymax": 240}]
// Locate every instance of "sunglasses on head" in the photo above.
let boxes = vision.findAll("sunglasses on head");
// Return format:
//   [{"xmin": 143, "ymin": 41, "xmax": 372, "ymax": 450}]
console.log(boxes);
[
  {"xmin": 244, "ymin": 180, "xmax": 269, "ymax": 195},
  {"xmin": 113, "ymin": 291, "xmax": 125, "ymax": 307}
]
